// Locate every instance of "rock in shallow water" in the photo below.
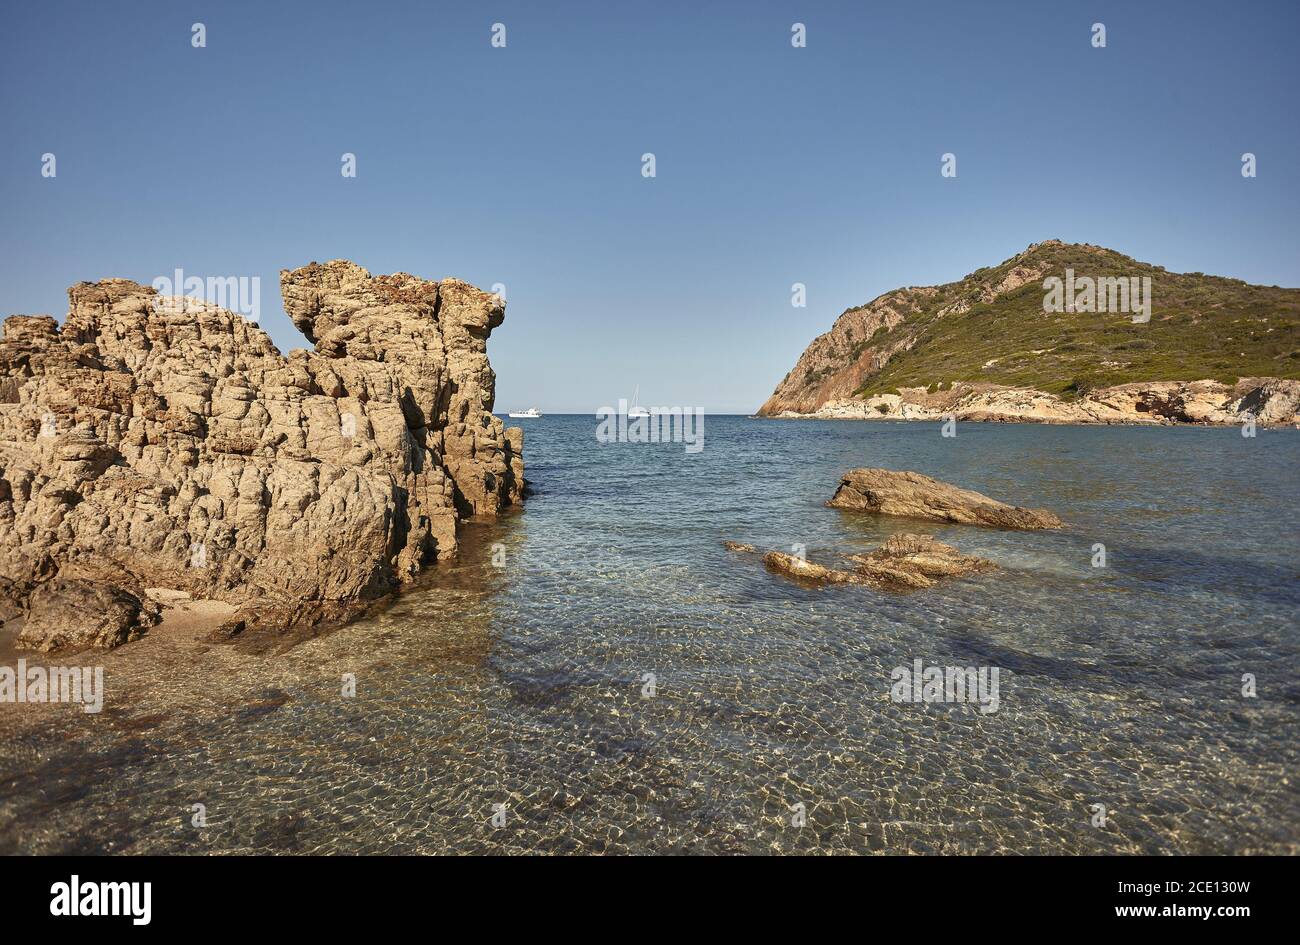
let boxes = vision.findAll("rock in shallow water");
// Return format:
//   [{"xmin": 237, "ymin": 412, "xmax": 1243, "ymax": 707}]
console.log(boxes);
[
  {"xmin": 846, "ymin": 533, "xmax": 997, "ymax": 588},
  {"xmin": 761, "ymin": 533, "xmax": 995, "ymax": 590},
  {"xmin": 827, "ymin": 468, "xmax": 1061, "ymax": 530},
  {"xmin": 0, "ymin": 261, "xmax": 524, "ymax": 649}
]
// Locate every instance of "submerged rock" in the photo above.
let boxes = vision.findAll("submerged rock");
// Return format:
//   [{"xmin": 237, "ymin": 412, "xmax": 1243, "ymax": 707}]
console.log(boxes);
[
  {"xmin": 723, "ymin": 540, "xmax": 757, "ymax": 553},
  {"xmin": 828, "ymin": 468, "xmax": 1061, "ymax": 530},
  {"xmin": 204, "ymin": 617, "xmax": 246, "ymax": 643},
  {"xmin": 0, "ymin": 261, "xmax": 524, "ymax": 649},
  {"xmin": 763, "ymin": 550, "xmax": 858, "ymax": 585},
  {"xmin": 763, "ymin": 534, "xmax": 994, "ymax": 590},
  {"xmin": 845, "ymin": 533, "xmax": 996, "ymax": 589}
]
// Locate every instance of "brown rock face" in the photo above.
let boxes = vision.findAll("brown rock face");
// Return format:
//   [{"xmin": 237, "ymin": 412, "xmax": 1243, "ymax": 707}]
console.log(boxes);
[
  {"xmin": 0, "ymin": 260, "xmax": 523, "ymax": 649},
  {"xmin": 828, "ymin": 469, "xmax": 1061, "ymax": 530},
  {"xmin": 758, "ymin": 245, "xmax": 1054, "ymax": 417},
  {"xmin": 763, "ymin": 551, "xmax": 858, "ymax": 585},
  {"xmin": 757, "ymin": 287, "xmax": 930, "ymax": 416},
  {"xmin": 17, "ymin": 578, "xmax": 161, "ymax": 652}
]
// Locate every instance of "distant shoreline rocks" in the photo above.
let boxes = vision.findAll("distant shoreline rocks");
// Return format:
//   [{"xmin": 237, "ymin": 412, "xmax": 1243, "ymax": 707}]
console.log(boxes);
[
  {"xmin": 757, "ymin": 241, "xmax": 1300, "ymax": 427},
  {"xmin": 761, "ymin": 378, "xmax": 1300, "ymax": 427}
]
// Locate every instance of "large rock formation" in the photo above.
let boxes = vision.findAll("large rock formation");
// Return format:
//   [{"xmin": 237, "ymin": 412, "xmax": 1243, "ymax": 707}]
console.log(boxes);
[
  {"xmin": 828, "ymin": 469, "xmax": 1062, "ymax": 530},
  {"xmin": 0, "ymin": 260, "xmax": 523, "ymax": 650},
  {"xmin": 759, "ymin": 240, "xmax": 1300, "ymax": 426}
]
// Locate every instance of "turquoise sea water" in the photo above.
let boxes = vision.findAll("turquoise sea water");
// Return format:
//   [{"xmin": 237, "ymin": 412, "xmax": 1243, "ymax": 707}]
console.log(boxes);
[{"xmin": 1, "ymin": 416, "xmax": 1297, "ymax": 853}]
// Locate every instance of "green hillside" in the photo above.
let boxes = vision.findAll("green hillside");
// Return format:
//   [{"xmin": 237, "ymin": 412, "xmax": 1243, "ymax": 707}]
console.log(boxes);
[{"xmin": 852, "ymin": 242, "xmax": 1300, "ymax": 399}]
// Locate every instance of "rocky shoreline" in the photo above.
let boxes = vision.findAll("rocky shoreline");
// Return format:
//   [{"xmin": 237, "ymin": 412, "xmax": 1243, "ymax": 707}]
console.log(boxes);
[
  {"xmin": 0, "ymin": 260, "xmax": 523, "ymax": 652},
  {"xmin": 763, "ymin": 377, "xmax": 1300, "ymax": 427}
]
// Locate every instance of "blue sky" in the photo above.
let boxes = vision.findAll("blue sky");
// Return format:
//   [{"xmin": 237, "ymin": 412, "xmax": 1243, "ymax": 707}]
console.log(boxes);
[{"xmin": 2, "ymin": 0, "xmax": 1297, "ymax": 413}]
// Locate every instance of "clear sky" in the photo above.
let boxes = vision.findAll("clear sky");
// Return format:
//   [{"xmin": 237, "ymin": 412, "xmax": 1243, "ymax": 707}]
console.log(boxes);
[{"xmin": 2, "ymin": 0, "xmax": 1297, "ymax": 413}]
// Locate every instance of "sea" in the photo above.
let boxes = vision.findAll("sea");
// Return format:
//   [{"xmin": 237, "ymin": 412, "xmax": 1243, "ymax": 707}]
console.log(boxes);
[{"xmin": 1, "ymin": 415, "xmax": 1296, "ymax": 854}]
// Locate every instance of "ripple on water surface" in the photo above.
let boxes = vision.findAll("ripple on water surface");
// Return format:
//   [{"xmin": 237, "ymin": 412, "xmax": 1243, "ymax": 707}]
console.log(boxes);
[{"xmin": 0, "ymin": 418, "xmax": 1296, "ymax": 853}]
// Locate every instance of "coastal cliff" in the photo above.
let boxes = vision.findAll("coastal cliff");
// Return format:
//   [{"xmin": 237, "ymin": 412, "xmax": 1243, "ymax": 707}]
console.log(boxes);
[
  {"xmin": 759, "ymin": 241, "xmax": 1300, "ymax": 425},
  {"xmin": 0, "ymin": 261, "xmax": 523, "ymax": 649}
]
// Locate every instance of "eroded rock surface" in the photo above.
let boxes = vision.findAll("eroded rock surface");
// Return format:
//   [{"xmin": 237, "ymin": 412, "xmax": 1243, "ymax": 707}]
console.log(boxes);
[
  {"xmin": 828, "ymin": 468, "xmax": 1061, "ymax": 530},
  {"xmin": 763, "ymin": 551, "xmax": 858, "ymax": 585},
  {"xmin": 761, "ymin": 534, "xmax": 994, "ymax": 590},
  {"xmin": 0, "ymin": 260, "xmax": 523, "ymax": 649},
  {"xmin": 17, "ymin": 578, "xmax": 161, "ymax": 652},
  {"xmin": 845, "ymin": 533, "xmax": 996, "ymax": 589}
]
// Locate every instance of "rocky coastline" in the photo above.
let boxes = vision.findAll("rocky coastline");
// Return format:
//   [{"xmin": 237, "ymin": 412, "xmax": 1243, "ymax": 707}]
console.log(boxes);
[{"xmin": 763, "ymin": 377, "xmax": 1300, "ymax": 427}]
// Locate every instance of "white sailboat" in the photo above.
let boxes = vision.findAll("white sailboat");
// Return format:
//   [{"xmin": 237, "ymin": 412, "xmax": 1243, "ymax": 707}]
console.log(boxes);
[
  {"xmin": 508, "ymin": 407, "xmax": 542, "ymax": 418},
  {"xmin": 627, "ymin": 385, "xmax": 650, "ymax": 418}
]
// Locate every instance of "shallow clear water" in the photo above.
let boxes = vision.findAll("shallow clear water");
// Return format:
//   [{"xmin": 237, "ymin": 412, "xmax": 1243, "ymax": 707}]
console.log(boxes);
[{"xmin": 1, "ymin": 417, "xmax": 1297, "ymax": 854}]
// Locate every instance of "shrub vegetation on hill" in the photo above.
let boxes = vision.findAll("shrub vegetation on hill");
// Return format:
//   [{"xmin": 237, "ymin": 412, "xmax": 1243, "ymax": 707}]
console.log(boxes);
[{"xmin": 848, "ymin": 242, "xmax": 1300, "ymax": 399}]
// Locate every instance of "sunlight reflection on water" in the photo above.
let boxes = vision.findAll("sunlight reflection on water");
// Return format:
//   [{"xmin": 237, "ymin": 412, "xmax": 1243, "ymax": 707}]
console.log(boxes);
[{"xmin": 1, "ymin": 418, "xmax": 1296, "ymax": 853}]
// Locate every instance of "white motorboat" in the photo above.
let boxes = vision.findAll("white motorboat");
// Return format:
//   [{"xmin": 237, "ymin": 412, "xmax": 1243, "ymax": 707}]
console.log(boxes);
[{"xmin": 508, "ymin": 407, "xmax": 542, "ymax": 418}]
